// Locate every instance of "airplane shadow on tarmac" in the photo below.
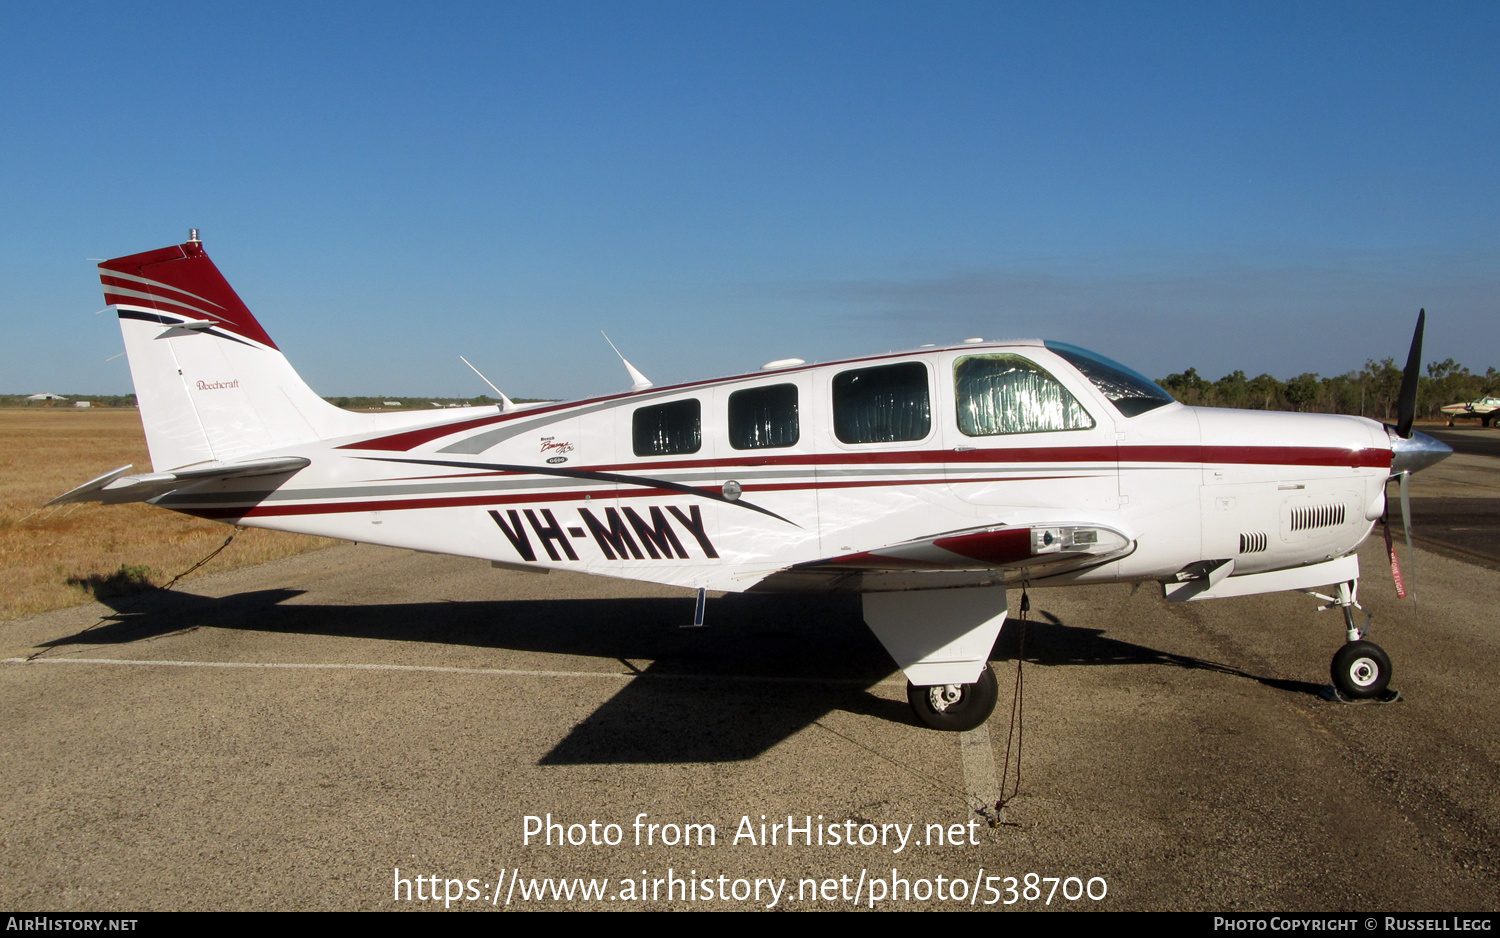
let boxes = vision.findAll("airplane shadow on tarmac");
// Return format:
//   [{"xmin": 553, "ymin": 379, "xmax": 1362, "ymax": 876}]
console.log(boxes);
[
  {"xmin": 34, "ymin": 588, "xmax": 1321, "ymax": 763},
  {"xmin": 1000, "ymin": 610, "xmax": 1327, "ymax": 698}
]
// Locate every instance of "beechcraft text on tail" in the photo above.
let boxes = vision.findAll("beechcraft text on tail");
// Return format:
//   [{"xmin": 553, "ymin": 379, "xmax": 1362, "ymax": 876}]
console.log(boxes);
[{"xmin": 52, "ymin": 232, "xmax": 1452, "ymax": 730}]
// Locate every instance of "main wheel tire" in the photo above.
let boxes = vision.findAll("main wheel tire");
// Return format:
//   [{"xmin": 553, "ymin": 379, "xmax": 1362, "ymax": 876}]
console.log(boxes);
[
  {"xmin": 907, "ymin": 665, "xmax": 999, "ymax": 731},
  {"xmin": 1331, "ymin": 640, "xmax": 1392, "ymax": 699}
]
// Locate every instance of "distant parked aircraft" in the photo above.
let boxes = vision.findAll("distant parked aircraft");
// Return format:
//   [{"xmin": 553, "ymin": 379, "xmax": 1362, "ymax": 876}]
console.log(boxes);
[{"xmin": 1440, "ymin": 396, "xmax": 1500, "ymax": 428}]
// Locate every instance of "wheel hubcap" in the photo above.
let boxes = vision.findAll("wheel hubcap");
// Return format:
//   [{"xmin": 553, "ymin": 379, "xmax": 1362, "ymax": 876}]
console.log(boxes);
[
  {"xmin": 928, "ymin": 684, "xmax": 963, "ymax": 712},
  {"xmin": 1349, "ymin": 657, "xmax": 1379, "ymax": 687}
]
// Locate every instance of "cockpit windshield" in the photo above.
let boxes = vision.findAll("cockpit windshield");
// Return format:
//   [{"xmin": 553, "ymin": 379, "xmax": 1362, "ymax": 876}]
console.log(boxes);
[{"xmin": 1044, "ymin": 342, "xmax": 1176, "ymax": 417}]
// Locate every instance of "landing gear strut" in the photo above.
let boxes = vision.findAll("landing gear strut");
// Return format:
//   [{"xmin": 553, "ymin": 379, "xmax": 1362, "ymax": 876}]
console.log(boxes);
[
  {"xmin": 1321, "ymin": 579, "xmax": 1393, "ymax": 700},
  {"xmin": 907, "ymin": 665, "xmax": 999, "ymax": 731}
]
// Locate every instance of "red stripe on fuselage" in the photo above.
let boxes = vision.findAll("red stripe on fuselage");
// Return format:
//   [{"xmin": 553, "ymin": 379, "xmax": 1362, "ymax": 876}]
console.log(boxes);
[
  {"xmin": 173, "ymin": 473, "xmax": 1065, "ymax": 521},
  {"xmin": 587, "ymin": 444, "xmax": 1388, "ymax": 472},
  {"xmin": 172, "ymin": 441, "xmax": 1390, "ymax": 522},
  {"xmin": 180, "ymin": 481, "xmax": 727, "ymax": 520},
  {"xmin": 168, "ymin": 436, "xmax": 1383, "ymax": 524},
  {"xmin": 337, "ymin": 413, "xmax": 525, "ymax": 452},
  {"xmin": 354, "ymin": 443, "xmax": 1389, "ymax": 475}
]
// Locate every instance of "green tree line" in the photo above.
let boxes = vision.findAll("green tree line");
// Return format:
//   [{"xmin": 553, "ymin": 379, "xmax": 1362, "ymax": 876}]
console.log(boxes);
[{"xmin": 1158, "ymin": 359, "xmax": 1499, "ymax": 421}]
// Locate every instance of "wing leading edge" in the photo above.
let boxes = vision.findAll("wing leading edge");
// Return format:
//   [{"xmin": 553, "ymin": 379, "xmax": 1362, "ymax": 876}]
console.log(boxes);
[{"xmin": 753, "ymin": 521, "xmax": 1134, "ymax": 592}]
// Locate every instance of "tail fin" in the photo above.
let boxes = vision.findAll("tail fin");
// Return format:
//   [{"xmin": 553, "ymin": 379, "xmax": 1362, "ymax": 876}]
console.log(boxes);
[{"xmin": 101, "ymin": 234, "xmax": 367, "ymax": 470}]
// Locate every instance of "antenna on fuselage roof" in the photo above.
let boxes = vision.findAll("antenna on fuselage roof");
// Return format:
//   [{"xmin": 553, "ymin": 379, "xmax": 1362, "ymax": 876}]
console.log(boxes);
[
  {"xmin": 600, "ymin": 332, "xmax": 653, "ymax": 391},
  {"xmin": 459, "ymin": 355, "xmax": 518, "ymax": 412}
]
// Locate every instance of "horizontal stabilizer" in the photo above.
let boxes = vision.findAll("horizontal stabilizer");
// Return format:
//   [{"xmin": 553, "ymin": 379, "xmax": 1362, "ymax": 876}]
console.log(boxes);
[{"xmin": 49, "ymin": 457, "xmax": 310, "ymax": 506}]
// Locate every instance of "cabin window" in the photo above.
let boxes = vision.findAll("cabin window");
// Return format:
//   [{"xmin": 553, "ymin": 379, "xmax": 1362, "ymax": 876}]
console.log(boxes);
[
  {"xmin": 729, "ymin": 384, "xmax": 799, "ymax": 450},
  {"xmin": 633, "ymin": 399, "xmax": 701, "ymax": 456},
  {"xmin": 955, "ymin": 355, "xmax": 1094, "ymax": 436},
  {"xmin": 833, "ymin": 362, "xmax": 931, "ymax": 444}
]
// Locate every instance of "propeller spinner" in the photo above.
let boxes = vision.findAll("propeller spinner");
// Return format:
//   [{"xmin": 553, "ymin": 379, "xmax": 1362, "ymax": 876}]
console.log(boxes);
[{"xmin": 1387, "ymin": 309, "xmax": 1453, "ymax": 475}]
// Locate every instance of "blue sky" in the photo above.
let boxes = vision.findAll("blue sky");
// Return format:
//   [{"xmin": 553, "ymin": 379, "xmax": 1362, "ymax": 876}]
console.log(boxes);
[{"xmin": 3, "ymin": 2, "xmax": 1496, "ymax": 400}]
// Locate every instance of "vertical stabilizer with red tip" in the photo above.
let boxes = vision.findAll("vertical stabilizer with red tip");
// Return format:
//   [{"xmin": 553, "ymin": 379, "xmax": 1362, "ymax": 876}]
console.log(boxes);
[{"xmin": 101, "ymin": 233, "xmax": 369, "ymax": 470}]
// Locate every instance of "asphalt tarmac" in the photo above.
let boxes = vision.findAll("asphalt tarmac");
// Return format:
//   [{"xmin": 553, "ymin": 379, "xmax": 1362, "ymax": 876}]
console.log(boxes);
[
  {"xmin": 3, "ymin": 451, "xmax": 1497, "ymax": 911},
  {"xmin": 1405, "ymin": 428, "xmax": 1500, "ymax": 571}
]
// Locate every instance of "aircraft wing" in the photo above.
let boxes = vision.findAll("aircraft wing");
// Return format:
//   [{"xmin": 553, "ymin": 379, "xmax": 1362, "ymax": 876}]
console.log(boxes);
[
  {"xmin": 48, "ymin": 457, "xmax": 311, "ymax": 506},
  {"xmin": 751, "ymin": 521, "xmax": 1134, "ymax": 593}
]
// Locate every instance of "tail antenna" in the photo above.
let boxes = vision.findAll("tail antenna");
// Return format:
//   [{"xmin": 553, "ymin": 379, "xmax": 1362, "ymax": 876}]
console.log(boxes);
[
  {"xmin": 459, "ymin": 355, "xmax": 517, "ymax": 412},
  {"xmin": 601, "ymin": 332, "xmax": 653, "ymax": 391}
]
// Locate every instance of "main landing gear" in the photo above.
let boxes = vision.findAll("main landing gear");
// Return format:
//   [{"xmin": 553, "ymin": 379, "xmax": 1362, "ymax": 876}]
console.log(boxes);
[
  {"xmin": 907, "ymin": 666, "xmax": 999, "ymax": 732},
  {"xmin": 1318, "ymin": 579, "xmax": 1393, "ymax": 700},
  {"xmin": 862, "ymin": 587, "xmax": 1009, "ymax": 732}
]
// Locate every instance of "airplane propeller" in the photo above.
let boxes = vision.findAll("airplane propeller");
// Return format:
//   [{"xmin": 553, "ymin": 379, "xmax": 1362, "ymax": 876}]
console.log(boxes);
[
  {"xmin": 1395, "ymin": 309, "xmax": 1424, "ymax": 439},
  {"xmin": 1383, "ymin": 309, "xmax": 1453, "ymax": 603}
]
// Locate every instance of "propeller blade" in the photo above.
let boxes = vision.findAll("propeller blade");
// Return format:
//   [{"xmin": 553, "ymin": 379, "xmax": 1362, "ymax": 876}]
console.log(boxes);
[
  {"xmin": 1395, "ymin": 309, "xmax": 1424, "ymax": 439},
  {"xmin": 1399, "ymin": 470, "xmax": 1418, "ymax": 608}
]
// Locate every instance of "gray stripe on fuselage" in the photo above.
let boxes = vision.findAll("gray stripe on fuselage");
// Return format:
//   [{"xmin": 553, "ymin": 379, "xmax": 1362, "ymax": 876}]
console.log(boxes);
[
  {"xmin": 152, "ymin": 463, "xmax": 1105, "ymax": 507},
  {"xmin": 154, "ymin": 474, "xmax": 615, "ymax": 505}
]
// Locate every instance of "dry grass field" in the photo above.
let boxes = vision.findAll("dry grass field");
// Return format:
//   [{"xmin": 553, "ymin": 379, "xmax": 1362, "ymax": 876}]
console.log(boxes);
[{"xmin": 0, "ymin": 408, "xmax": 338, "ymax": 621}]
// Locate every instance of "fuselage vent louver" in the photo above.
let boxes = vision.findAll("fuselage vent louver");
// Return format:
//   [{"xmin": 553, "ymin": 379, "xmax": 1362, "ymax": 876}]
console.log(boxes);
[
  {"xmin": 1289, "ymin": 503, "xmax": 1346, "ymax": 532},
  {"xmin": 1238, "ymin": 531, "xmax": 1268, "ymax": 553}
]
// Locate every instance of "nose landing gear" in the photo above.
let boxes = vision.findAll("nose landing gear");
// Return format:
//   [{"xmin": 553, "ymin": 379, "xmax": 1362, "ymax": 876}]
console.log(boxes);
[
  {"xmin": 1331, "ymin": 639, "xmax": 1392, "ymax": 699},
  {"xmin": 1316, "ymin": 578, "xmax": 1397, "ymax": 702}
]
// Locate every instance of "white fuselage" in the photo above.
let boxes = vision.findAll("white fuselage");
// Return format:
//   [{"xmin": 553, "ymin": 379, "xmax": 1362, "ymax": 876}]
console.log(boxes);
[{"xmin": 152, "ymin": 341, "xmax": 1393, "ymax": 595}]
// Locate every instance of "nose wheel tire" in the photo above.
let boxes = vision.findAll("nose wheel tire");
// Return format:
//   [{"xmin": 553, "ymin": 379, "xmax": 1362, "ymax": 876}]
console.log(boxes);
[
  {"xmin": 1331, "ymin": 640, "xmax": 1392, "ymax": 700},
  {"xmin": 907, "ymin": 665, "xmax": 999, "ymax": 731}
]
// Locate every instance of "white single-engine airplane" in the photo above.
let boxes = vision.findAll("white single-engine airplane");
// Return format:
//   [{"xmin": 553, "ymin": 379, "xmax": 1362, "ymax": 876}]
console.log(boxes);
[{"xmin": 54, "ymin": 233, "xmax": 1454, "ymax": 731}]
